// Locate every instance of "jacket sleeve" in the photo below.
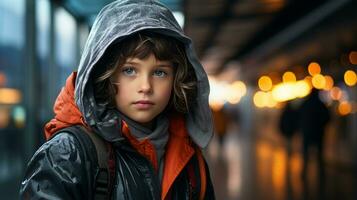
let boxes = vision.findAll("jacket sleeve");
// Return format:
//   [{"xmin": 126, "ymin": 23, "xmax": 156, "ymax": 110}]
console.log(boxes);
[{"xmin": 20, "ymin": 132, "xmax": 91, "ymax": 200}]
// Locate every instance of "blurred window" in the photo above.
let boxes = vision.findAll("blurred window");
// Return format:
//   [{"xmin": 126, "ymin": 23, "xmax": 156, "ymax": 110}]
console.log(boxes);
[
  {"xmin": 0, "ymin": 0, "xmax": 25, "ymax": 196},
  {"xmin": 55, "ymin": 7, "xmax": 77, "ymax": 89},
  {"xmin": 0, "ymin": 0, "xmax": 25, "ymax": 89},
  {"xmin": 36, "ymin": 0, "xmax": 50, "ymax": 121}
]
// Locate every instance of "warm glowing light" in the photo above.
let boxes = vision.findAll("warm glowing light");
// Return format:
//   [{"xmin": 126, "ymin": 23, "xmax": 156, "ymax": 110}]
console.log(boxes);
[
  {"xmin": 338, "ymin": 101, "xmax": 352, "ymax": 115},
  {"xmin": 282, "ymin": 71, "xmax": 296, "ymax": 82},
  {"xmin": 209, "ymin": 78, "xmax": 226, "ymax": 102},
  {"xmin": 227, "ymin": 81, "xmax": 247, "ymax": 104},
  {"xmin": 231, "ymin": 81, "xmax": 247, "ymax": 97},
  {"xmin": 266, "ymin": 92, "xmax": 277, "ymax": 108},
  {"xmin": 295, "ymin": 80, "xmax": 311, "ymax": 98},
  {"xmin": 330, "ymin": 87, "xmax": 342, "ymax": 100},
  {"xmin": 256, "ymin": 141, "xmax": 272, "ymax": 160},
  {"xmin": 272, "ymin": 147, "xmax": 286, "ymax": 200},
  {"xmin": 344, "ymin": 70, "xmax": 357, "ymax": 86},
  {"xmin": 210, "ymin": 102, "xmax": 224, "ymax": 111},
  {"xmin": 0, "ymin": 72, "xmax": 6, "ymax": 86},
  {"xmin": 0, "ymin": 88, "xmax": 22, "ymax": 104},
  {"xmin": 271, "ymin": 81, "xmax": 311, "ymax": 102},
  {"xmin": 323, "ymin": 75, "xmax": 334, "ymax": 90},
  {"xmin": 226, "ymin": 96, "xmax": 241, "ymax": 104},
  {"xmin": 0, "ymin": 108, "xmax": 10, "ymax": 128},
  {"xmin": 349, "ymin": 51, "xmax": 357, "ymax": 65},
  {"xmin": 209, "ymin": 78, "xmax": 247, "ymax": 106},
  {"xmin": 304, "ymin": 76, "xmax": 313, "ymax": 89},
  {"xmin": 272, "ymin": 83, "xmax": 294, "ymax": 102},
  {"xmin": 312, "ymin": 74, "xmax": 326, "ymax": 89},
  {"xmin": 253, "ymin": 91, "xmax": 266, "ymax": 108},
  {"xmin": 308, "ymin": 62, "xmax": 321, "ymax": 76},
  {"xmin": 258, "ymin": 76, "xmax": 273, "ymax": 91}
]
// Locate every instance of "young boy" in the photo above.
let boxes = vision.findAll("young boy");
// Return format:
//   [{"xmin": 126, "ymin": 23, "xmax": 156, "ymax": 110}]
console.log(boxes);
[{"xmin": 20, "ymin": 0, "xmax": 215, "ymax": 199}]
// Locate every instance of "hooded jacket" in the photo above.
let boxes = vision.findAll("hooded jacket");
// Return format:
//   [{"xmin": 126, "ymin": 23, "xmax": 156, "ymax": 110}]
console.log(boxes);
[{"xmin": 20, "ymin": 0, "xmax": 214, "ymax": 199}]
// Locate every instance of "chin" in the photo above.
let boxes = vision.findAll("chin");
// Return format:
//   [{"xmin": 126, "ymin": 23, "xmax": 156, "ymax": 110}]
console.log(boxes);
[{"xmin": 131, "ymin": 115, "xmax": 155, "ymax": 124}]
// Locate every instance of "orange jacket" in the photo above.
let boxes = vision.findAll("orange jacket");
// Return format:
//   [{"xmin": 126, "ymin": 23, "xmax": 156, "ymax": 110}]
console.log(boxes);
[{"xmin": 44, "ymin": 72, "xmax": 207, "ymax": 200}]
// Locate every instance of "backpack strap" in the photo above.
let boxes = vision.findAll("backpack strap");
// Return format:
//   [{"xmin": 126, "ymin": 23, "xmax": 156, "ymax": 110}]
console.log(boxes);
[
  {"xmin": 52, "ymin": 125, "xmax": 112, "ymax": 199},
  {"xmin": 195, "ymin": 147, "xmax": 207, "ymax": 200},
  {"xmin": 77, "ymin": 126, "xmax": 111, "ymax": 200}
]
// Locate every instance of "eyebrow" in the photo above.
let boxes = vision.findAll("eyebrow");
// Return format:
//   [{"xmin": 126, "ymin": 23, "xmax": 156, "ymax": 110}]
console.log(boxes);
[{"xmin": 125, "ymin": 61, "xmax": 173, "ymax": 68}]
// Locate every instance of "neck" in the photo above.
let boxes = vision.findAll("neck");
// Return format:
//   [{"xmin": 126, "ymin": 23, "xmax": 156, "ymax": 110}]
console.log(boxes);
[{"xmin": 141, "ymin": 120, "xmax": 155, "ymax": 130}]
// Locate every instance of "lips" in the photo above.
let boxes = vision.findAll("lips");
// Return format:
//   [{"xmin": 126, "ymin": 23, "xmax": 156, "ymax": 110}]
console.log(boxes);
[{"xmin": 133, "ymin": 100, "xmax": 155, "ymax": 109}]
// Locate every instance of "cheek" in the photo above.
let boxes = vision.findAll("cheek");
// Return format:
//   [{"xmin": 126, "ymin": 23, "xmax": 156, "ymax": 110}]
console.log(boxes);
[
  {"xmin": 115, "ymin": 85, "xmax": 129, "ymax": 106},
  {"xmin": 157, "ymin": 82, "xmax": 173, "ymax": 104}
]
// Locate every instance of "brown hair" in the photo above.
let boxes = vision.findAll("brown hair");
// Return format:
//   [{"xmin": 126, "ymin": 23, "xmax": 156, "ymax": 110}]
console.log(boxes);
[{"xmin": 92, "ymin": 31, "xmax": 197, "ymax": 113}]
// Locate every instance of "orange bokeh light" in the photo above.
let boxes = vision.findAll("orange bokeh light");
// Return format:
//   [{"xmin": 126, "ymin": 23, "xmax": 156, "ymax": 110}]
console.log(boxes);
[
  {"xmin": 312, "ymin": 74, "xmax": 326, "ymax": 89},
  {"xmin": 308, "ymin": 62, "xmax": 321, "ymax": 76},
  {"xmin": 349, "ymin": 51, "xmax": 357, "ymax": 65},
  {"xmin": 258, "ymin": 76, "xmax": 273, "ymax": 91},
  {"xmin": 338, "ymin": 101, "xmax": 352, "ymax": 115},
  {"xmin": 323, "ymin": 75, "xmax": 334, "ymax": 90},
  {"xmin": 344, "ymin": 70, "xmax": 357, "ymax": 86},
  {"xmin": 330, "ymin": 87, "xmax": 342, "ymax": 100},
  {"xmin": 282, "ymin": 71, "xmax": 296, "ymax": 82}
]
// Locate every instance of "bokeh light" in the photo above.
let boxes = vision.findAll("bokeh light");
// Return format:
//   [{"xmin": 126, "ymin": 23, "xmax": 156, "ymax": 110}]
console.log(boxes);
[
  {"xmin": 0, "ymin": 72, "xmax": 6, "ymax": 86},
  {"xmin": 282, "ymin": 71, "xmax": 296, "ymax": 82},
  {"xmin": 266, "ymin": 92, "xmax": 277, "ymax": 108},
  {"xmin": 258, "ymin": 76, "xmax": 273, "ymax": 91},
  {"xmin": 330, "ymin": 87, "xmax": 342, "ymax": 101},
  {"xmin": 323, "ymin": 75, "xmax": 334, "ymax": 90},
  {"xmin": 209, "ymin": 77, "xmax": 247, "ymax": 109},
  {"xmin": 308, "ymin": 62, "xmax": 321, "ymax": 76},
  {"xmin": 312, "ymin": 74, "xmax": 326, "ymax": 89},
  {"xmin": 344, "ymin": 70, "xmax": 357, "ymax": 86},
  {"xmin": 294, "ymin": 80, "xmax": 311, "ymax": 98},
  {"xmin": 272, "ymin": 83, "xmax": 295, "ymax": 102},
  {"xmin": 0, "ymin": 88, "xmax": 22, "ymax": 104},
  {"xmin": 349, "ymin": 51, "xmax": 357, "ymax": 65},
  {"xmin": 338, "ymin": 101, "xmax": 352, "ymax": 115},
  {"xmin": 253, "ymin": 91, "xmax": 266, "ymax": 108},
  {"xmin": 231, "ymin": 81, "xmax": 247, "ymax": 97},
  {"xmin": 13, "ymin": 106, "xmax": 26, "ymax": 128},
  {"xmin": 0, "ymin": 108, "xmax": 10, "ymax": 128}
]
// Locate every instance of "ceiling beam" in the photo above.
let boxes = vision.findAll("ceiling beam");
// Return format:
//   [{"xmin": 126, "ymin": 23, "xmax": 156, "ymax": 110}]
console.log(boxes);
[
  {"xmin": 191, "ymin": 12, "xmax": 272, "ymax": 23},
  {"xmin": 226, "ymin": 0, "xmax": 351, "ymax": 66},
  {"xmin": 240, "ymin": 0, "xmax": 350, "ymax": 64},
  {"xmin": 197, "ymin": 0, "xmax": 238, "ymax": 57}
]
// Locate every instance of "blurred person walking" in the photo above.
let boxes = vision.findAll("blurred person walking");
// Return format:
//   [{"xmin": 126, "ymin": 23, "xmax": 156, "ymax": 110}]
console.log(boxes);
[
  {"xmin": 279, "ymin": 101, "xmax": 299, "ymax": 157},
  {"xmin": 299, "ymin": 88, "xmax": 330, "ymax": 180}
]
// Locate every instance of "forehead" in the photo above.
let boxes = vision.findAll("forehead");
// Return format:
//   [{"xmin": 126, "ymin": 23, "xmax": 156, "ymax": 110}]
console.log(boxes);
[{"xmin": 125, "ymin": 54, "xmax": 172, "ymax": 66}]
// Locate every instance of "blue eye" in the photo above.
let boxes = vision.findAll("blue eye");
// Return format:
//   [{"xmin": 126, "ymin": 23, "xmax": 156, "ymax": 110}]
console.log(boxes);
[
  {"xmin": 153, "ymin": 70, "xmax": 168, "ymax": 77},
  {"xmin": 122, "ymin": 67, "xmax": 136, "ymax": 76}
]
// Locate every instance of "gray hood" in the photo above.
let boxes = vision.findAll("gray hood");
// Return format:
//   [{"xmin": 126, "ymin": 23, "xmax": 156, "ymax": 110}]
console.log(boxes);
[{"xmin": 75, "ymin": 0, "xmax": 213, "ymax": 148}]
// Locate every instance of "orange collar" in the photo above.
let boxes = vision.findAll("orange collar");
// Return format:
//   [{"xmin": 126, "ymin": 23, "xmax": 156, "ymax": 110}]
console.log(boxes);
[
  {"xmin": 161, "ymin": 115, "xmax": 195, "ymax": 200},
  {"xmin": 44, "ymin": 72, "xmax": 88, "ymax": 140},
  {"xmin": 121, "ymin": 115, "xmax": 195, "ymax": 200}
]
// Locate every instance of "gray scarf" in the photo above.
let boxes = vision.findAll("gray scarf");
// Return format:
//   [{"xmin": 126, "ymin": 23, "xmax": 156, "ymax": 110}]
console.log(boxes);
[{"xmin": 119, "ymin": 112, "xmax": 169, "ymax": 182}]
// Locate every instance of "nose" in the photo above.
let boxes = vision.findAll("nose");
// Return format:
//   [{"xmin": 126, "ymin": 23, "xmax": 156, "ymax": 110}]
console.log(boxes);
[{"xmin": 138, "ymin": 75, "xmax": 153, "ymax": 94}]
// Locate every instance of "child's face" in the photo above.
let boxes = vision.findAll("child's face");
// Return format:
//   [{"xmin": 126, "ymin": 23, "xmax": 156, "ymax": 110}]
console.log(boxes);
[{"xmin": 112, "ymin": 54, "xmax": 174, "ymax": 125}]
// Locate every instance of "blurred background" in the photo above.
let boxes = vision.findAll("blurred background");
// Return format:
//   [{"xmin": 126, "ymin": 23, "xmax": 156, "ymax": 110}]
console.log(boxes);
[{"xmin": 0, "ymin": 0, "xmax": 357, "ymax": 199}]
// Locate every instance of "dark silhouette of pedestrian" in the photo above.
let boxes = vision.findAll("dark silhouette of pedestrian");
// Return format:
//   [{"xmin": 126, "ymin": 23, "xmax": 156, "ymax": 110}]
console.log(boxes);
[
  {"xmin": 299, "ymin": 88, "xmax": 330, "ymax": 180},
  {"xmin": 279, "ymin": 101, "xmax": 300, "ymax": 200},
  {"xmin": 279, "ymin": 101, "xmax": 299, "ymax": 157}
]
